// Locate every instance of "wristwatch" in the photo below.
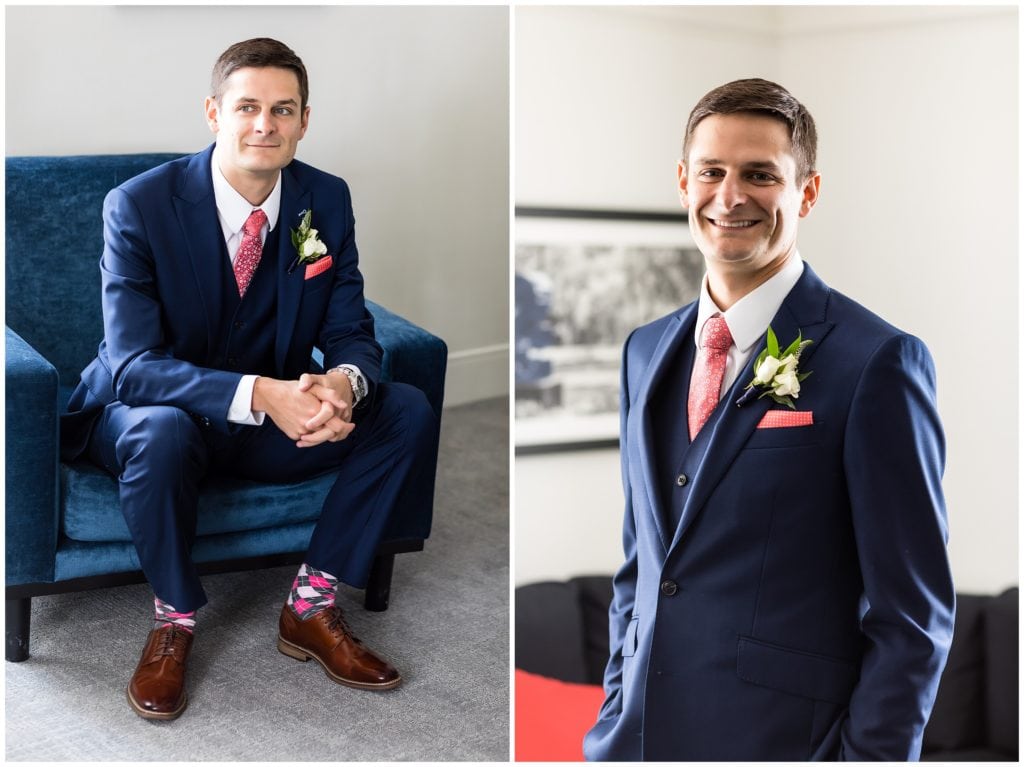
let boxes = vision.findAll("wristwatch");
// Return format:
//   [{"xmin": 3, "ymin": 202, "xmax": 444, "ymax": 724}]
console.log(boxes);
[{"xmin": 328, "ymin": 364, "xmax": 367, "ymax": 406}]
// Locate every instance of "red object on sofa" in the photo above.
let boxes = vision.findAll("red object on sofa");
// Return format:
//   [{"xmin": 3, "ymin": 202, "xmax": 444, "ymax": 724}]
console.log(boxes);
[{"xmin": 515, "ymin": 668, "xmax": 606, "ymax": 761}]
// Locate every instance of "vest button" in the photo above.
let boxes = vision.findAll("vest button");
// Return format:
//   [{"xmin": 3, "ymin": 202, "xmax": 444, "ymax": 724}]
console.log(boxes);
[
  {"xmin": 676, "ymin": 474, "xmax": 688, "ymax": 487},
  {"xmin": 234, "ymin": 320, "xmax": 246, "ymax": 330},
  {"xmin": 227, "ymin": 357, "xmax": 239, "ymax": 367},
  {"xmin": 661, "ymin": 580, "xmax": 678, "ymax": 596}
]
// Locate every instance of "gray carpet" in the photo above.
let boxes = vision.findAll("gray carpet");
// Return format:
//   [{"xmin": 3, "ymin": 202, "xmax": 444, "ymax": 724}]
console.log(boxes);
[{"xmin": 4, "ymin": 397, "xmax": 509, "ymax": 761}]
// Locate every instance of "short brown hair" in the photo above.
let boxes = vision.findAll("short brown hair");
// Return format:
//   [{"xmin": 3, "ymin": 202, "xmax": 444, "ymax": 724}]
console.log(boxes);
[
  {"xmin": 211, "ymin": 38, "xmax": 309, "ymax": 110},
  {"xmin": 682, "ymin": 78, "xmax": 817, "ymax": 181}
]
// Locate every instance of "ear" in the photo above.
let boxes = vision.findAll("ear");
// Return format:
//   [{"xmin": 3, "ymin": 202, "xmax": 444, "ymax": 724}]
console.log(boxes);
[
  {"xmin": 298, "ymin": 105, "xmax": 311, "ymax": 139},
  {"xmin": 677, "ymin": 160, "xmax": 690, "ymax": 210},
  {"xmin": 204, "ymin": 96, "xmax": 220, "ymax": 134},
  {"xmin": 799, "ymin": 172, "xmax": 821, "ymax": 217}
]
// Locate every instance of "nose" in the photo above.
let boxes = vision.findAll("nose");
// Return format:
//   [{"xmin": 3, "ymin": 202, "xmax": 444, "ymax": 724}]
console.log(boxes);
[
  {"xmin": 716, "ymin": 173, "xmax": 747, "ymax": 209},
  {"xmin": 254, "ymin": 111, "xmax": 275, "ymax": 135}
]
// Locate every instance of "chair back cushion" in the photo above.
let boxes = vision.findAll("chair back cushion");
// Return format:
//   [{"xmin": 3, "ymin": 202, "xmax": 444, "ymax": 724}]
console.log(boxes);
[{"xmin": 5, "ymin": 153, "xmax": 184, "ymax": 385}]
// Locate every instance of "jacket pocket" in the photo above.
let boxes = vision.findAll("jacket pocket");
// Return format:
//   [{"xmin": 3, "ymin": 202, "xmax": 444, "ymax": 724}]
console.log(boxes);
[
  {"xmin": 743, "ymin": 420, "xmax": 824, "ymax": 450},
  {"xmin": 736, "ymin": 635, "xmax": 858, "ymax": 705},
  {"xmin": 622, "ymin": 616, "xmax": 639, "ymax": 658}
]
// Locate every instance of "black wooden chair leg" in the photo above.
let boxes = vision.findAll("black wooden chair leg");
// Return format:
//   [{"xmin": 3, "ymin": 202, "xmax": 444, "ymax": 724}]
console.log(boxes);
[
  {"xmin": 6, "ymin": 597, "xmax": 31, "ymax": 662},
  {"xmin": 364, "ymin": 553, "xmax": 395, "ymax": 612}
]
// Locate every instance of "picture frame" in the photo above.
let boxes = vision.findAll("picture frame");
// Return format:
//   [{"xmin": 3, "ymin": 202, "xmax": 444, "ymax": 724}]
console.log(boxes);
[{"xmin": 515, "ymin": 207, "xmax": 703, "ymax": 454}]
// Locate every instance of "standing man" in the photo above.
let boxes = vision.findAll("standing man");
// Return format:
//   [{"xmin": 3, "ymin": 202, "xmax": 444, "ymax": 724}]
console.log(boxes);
[
  {"xmin": 583, "ymin": 79, "xmax": 954, "ymax": 760},
  {"xmin": 61, "ymin": 38, "xmax": 438, "ymax": 720}
]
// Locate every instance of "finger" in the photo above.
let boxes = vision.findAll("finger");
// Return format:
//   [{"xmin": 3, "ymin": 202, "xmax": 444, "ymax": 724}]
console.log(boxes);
[
  {"xmin": 297, "ymin": 424, "xmax": 335, "ymax": 446},
  {"xmin": 298, "ymin": 417, "xmax": 354, "ymax": 446},
  {"xmin": 297, "ymin": 372, "xmax": 316, "ymax": 392},
  {"xmin": 329, "ymin": 421, "xmax": 356, "ymax": 441},
  {"xmin": 308, "ymin": 382, "xmax": 347, "ymax": 411},
  {"xmin": 304, "ymin": 400, "xmax": 336, "ymax": 431}
]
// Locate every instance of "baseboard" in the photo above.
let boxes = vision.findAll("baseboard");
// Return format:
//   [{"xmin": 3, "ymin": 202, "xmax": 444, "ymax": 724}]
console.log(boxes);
[{"xmin": 443, "ymin": 343, "xmax": 508, "ymax": 406}]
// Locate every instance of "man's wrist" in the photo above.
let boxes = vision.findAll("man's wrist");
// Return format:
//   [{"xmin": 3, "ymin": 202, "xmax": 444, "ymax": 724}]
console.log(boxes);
[
  {"xmin": 229, "ymin": 374, "xmax": 265, "ymax": 425},
  {"xmin": 327, "ymin": 364, "xmax": 366, "ymax": 406}
]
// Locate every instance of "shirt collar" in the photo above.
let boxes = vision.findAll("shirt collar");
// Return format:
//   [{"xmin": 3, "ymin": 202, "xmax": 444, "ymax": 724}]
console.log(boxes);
[
  {"xmin": 694, "ymin": 252, "xmax": 805, "ymax": 353},
  {"xmin": 211, "ymin": 146, "xmax": 281, "ymax": 238}
]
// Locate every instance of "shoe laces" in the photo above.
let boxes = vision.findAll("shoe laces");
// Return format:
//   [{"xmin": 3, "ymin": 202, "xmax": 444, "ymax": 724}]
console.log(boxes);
[
  {"xmin": 156, "ymin": 626, "xmax": 190, "ymax": 658},
  {"xmin": 324, "ymin": 606, "xmax": 359, "ymax": 644}
]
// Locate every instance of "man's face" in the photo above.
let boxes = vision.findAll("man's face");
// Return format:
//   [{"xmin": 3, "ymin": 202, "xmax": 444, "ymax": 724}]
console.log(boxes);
[
  {"xmin": 205, "ymin": 66, "xmax": 309, "ymax": 182},
  {"xmin": 678, "ymin": 113, "xmax": 820, "ymax": 276}
]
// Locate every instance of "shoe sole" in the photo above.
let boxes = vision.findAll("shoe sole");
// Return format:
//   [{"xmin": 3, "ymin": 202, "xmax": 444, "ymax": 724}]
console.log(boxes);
[
  {"xmin": 276, "ymin": 635, "xmax": 402, "ymax": 691},
  {"xmin": 126, "ymin": 686, "xmax": 187, "ymax": 721}
]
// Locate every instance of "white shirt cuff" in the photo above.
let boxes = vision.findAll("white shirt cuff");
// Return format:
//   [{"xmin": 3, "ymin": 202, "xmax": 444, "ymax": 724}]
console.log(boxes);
[{"xmin": 228, "ymin": 374, "xmax": 266, "ymax": 425}]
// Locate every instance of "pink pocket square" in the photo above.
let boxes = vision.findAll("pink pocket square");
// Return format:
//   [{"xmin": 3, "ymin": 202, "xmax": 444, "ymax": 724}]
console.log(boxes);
[
  {"xmin": 304, "ymin": 255, "xmax": 333, "ymax": 280},
  {"xmin": 757, "ymin": 410, "xmax": 814, "ymax": 429}
]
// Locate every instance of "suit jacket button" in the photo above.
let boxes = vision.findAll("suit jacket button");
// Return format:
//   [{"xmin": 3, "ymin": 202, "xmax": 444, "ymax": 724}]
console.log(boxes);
[
  {"xmin": 660, "ymin": 580, "xmax": 678, "ymax": 596},
  {"xmin": 676, "ymin": 474, "xmax": 688, "ymax": 487}
]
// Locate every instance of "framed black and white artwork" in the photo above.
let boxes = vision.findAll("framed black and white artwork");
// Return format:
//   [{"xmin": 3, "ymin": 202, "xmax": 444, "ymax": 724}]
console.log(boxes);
[{"xmin": 515, "ymin": 207, "xmax": 703, "ymax": 453}]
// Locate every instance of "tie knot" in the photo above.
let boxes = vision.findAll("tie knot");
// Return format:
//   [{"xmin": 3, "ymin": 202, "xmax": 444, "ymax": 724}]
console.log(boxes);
[
  {"xmin": 701, "ymin": 315, "xmax": 732, "ymax": 352},
  {"xmin": 243, "ymin": 208, "xmax": 267, "ymax": 237}
]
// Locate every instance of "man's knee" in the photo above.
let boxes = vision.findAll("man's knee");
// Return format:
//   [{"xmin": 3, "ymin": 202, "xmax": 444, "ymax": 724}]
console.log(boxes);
[
  {"xmin": 376, "ymin": 383, "xmax": 436, "ymax": 452},
  {"xmin": 114, "ymin": 405, "xmax": 207, "ymax": 472}
]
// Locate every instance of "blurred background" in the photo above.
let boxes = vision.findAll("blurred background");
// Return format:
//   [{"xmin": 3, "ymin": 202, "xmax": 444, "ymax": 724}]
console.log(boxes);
[{"xmin": 515, "ymin": 6, "xmax": 1017, "ymax": 761}]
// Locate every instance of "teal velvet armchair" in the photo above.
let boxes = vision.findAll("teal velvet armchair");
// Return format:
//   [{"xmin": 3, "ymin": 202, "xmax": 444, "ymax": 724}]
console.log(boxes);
[{"xmin": 5, "ymin": 154, "xmax": 447, "ymax": 662}]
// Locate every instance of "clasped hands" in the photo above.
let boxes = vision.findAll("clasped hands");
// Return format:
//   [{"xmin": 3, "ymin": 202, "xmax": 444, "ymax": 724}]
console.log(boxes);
[{"xmin": 252, "ymin": 372, "xmax": 355, "ymax": 448}]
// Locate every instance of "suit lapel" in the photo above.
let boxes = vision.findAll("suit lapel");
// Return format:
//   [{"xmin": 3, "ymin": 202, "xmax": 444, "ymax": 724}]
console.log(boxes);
[
  {"xmin": 274, "ymin": 164, "xmax": 312, "ymax": 373},
  {"xmin": 173, "ymin": 145, "xmax": 226, "ymax": 358},
  {"xmin": 633, "ymin": 303, "xmax": 698, "ymax": 555},
  {"xmin": 669, "ymin": 263, "xmax": 836, "ymax": 550}
]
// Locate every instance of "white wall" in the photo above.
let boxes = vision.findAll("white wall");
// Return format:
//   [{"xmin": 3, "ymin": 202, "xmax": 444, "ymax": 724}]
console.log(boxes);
[
  {"xmin": 5, "ymin": 5, "xmax": 509, "ymax": 406},
  {"xmin": 515, "ymin": 6, "xmax": 1018, "ymax": 595}
]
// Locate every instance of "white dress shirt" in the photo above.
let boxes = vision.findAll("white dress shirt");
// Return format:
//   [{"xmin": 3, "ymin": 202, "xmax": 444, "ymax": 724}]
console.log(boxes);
[
  {"xmin": 211, "ymin": 149, "xmax": 362, "ymax": 425},
  {"xmin": 693, "ymin": 253, "xmax": 805, "ymax": 402}
]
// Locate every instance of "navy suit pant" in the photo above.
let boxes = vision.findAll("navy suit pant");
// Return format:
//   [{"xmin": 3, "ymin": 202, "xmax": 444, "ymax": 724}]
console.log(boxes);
[{"xmin": 86, "ymin": 382, "xmax": 437, "ymax": 612}]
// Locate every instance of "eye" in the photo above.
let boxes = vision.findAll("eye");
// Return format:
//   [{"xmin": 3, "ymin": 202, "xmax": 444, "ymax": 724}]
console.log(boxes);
[
  {"xmin": 274, "ymin": 107, "xmax": 293, "ymax": 116},
  {"xmin": 238, "ymin": 104, "xmax": 256, "ymax": 113},
  {"xmin": 749, "ymin": 172, "xmax": 777, "ymax": 183},
  {"xmin": 697, "ymin": 169, "xmax": 724, "ymax": 180}
]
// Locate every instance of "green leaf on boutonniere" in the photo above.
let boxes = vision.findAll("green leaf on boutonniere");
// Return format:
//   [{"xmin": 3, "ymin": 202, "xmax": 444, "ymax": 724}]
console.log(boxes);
[
  {"xmin": 766, "ymin": 326, "xmax": 780, "ymax": 358},
  {"xmin": 798, "ymin": 371, "xmax": 812, "ymax": 382},
  {"xmin": 780, "ymin": 331, "xmax": 803, "ymax": 359}
]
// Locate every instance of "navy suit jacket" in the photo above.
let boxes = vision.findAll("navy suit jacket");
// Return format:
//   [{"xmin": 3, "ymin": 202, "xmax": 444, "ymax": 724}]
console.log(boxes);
[
  {"xmin": 583, "ymin": 264, "xmax": 954, "ymax": 761},
  {"xmin": 62, "ymin": 144, "xmax": 382, "ymax": 459}
]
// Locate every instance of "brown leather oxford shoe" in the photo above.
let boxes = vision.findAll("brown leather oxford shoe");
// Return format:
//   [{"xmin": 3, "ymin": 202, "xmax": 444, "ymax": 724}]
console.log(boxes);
[
  {"xmin": 277, "ymin": 604, "xmax": 402, "ymax": 690},
  {"xmin": 127, "ymin": 625, "xmax": 193, "ymax": 720}
]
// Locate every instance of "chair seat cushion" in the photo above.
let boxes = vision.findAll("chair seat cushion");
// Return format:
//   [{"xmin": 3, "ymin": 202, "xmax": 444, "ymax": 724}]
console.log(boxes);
[{"xmin": 61, "ymin": 461, "xmax": 333, "ymax": 542}]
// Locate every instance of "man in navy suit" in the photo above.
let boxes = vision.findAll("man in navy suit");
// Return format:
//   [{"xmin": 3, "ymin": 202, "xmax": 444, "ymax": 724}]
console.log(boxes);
[
  {"xmin": 583, "ymin": 79, "xmax": 954, "ymax": 760},
  {"xmin": 61, "ymin": 38, "xmax": 437, "ymax": 719}
]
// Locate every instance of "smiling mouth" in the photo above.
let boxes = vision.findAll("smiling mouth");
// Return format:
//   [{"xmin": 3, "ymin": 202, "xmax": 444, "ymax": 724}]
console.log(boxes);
[{"xmin": 708, "ymin": 218, "xmax": 758, "ymax": 229}]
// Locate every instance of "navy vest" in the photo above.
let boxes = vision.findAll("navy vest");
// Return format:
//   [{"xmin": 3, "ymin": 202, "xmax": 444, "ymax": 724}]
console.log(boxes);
[
  {"xmin": 650, "ymin": 325, "xmax": 735, "ymax": 535},
  {"xmin": 209, "ymin": 226, "xmax": 281, "ymax": 377}
]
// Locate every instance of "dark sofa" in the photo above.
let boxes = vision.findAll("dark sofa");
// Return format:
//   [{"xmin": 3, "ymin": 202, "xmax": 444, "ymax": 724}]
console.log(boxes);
[{"xmin": 516, "ymin": 577, "xmax": 1018, "ymax": 760}]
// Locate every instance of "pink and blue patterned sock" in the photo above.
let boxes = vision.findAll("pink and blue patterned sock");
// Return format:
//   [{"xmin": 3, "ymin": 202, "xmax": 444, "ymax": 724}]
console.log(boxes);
[
  {"xmin": 154, "ymin": 595, "xmax": 196, "ymax": 633},
  {"xmin": 287, "ymin": 563, "xmax": 339, "ymax": 620}
]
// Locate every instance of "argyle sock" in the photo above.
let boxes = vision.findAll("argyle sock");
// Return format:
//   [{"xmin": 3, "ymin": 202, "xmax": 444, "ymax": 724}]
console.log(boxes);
[
  {"xmin": 154, "ymin": 595, "xmax": 196, "ymax": 634},
  {"xmin": 287, "ymin": 563, "xmax": 339, "ymax": 620}
]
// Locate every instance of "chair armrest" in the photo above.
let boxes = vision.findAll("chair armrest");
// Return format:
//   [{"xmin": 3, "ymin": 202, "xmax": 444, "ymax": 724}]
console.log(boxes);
[
  {"xmin": 5, "ymin": 326, "xmax": 60, "ymax": 585},
  {"xmin": 367, "ymin": 301, "xmax": 448, "ymax": 417}
]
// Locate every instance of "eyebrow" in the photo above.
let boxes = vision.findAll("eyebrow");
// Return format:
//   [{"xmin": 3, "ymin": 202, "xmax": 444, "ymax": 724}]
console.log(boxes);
[
  {"xmin": 694, "ymin": 158, "xmax": 784, "ymax": 173},
  {"xmin": 237, "ymin": 97, "xmax": 299, "ymax": 107}
]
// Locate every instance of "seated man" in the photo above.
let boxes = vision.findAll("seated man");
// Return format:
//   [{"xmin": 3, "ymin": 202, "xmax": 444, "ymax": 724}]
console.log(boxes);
[{"xmin": 60, "ymin": 37, "xmax": 437, "ymax": 720}]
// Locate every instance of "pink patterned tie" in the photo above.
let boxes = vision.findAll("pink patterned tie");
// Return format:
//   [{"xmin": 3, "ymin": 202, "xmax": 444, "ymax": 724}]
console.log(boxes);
[
  {"xmin": 233, "ymin": 208, "xmax": 268, "ymax": 297},
  {"xmin": 688, "ymin": 315, "xmax": 733, "ymax": 441}
]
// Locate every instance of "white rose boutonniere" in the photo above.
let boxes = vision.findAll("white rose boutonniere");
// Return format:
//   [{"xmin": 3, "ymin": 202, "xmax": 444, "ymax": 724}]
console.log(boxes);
[
  {"xmin": 741, "ymin": 326, "xmax": 813, "ymax": 409},
  {"xmin": 287, "ymin": 209, "xmax": 329, "ymax": 273}
]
